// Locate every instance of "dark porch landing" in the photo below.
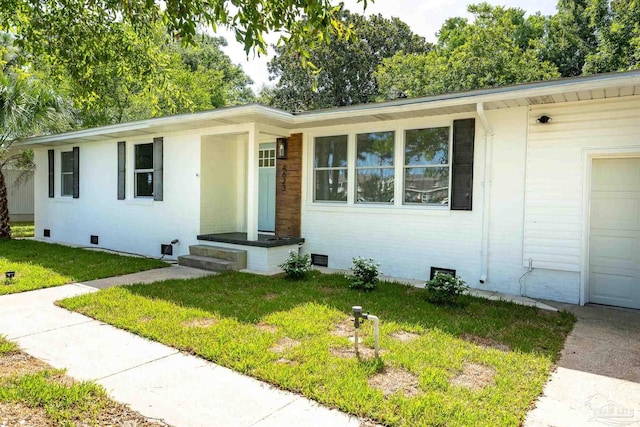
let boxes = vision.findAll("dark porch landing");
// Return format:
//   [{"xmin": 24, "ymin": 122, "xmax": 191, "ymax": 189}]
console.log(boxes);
[{"xmin": 197, "ymin": 232, "xmax": 304, "ymax": 248}]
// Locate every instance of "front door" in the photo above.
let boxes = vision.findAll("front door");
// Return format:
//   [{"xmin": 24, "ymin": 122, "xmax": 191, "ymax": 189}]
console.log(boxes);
[
  {"xmin": 589, "ymin": 157, "xmax": 640, "ymax": 309},
  {"xmin": 258, "ymin": 143, "xmax": 276, "ymax": 232}
]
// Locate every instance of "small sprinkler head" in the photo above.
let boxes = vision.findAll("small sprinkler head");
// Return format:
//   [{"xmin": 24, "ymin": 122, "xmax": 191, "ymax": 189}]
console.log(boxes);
[{"xmin": 4, "ymin": 271, "xmax": 15, "ymax": 285}]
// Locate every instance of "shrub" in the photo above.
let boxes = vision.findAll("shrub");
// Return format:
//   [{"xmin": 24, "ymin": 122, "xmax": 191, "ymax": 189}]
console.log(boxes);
[
  {"xmin": 424, "ymin": 273, "xmax": 468, "ymax": 304},
  {"xmin": 348, "ymin": 257, "xmax": 380, "ymax": 291},
  {"xmin": 279, "ymin": 251, "xmax": 312, "ymax": 280}
]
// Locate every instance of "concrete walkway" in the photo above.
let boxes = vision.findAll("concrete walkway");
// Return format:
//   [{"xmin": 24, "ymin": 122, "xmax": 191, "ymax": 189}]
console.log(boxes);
[
  {"xmin": 0, "ymin": 271, "xmax": 358, "ymax": 427},
  {"xmin": 81, "ymin": 264, "xmax": 215, "ymax": 289},
  {"xmin": 526, "ymin": 303, "xmax": 640, "ymax": 426}
]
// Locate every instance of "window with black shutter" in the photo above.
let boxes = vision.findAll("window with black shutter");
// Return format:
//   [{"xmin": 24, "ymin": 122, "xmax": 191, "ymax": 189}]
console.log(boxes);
[
  {"xmin": 117, "ymin": 141, "xmax": 126, "ymax": 200},
  {"xmin": 451, "ymin": 119, "xmax": 475, "ymax": 211}
]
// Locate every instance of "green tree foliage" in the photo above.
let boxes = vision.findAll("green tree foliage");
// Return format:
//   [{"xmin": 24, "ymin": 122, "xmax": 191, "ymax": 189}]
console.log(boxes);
[
  {"xmin": 29, "ymin": 24, "xmax": 254, "ymax": 127},
  {"xmin": 375, "ymin": 4, "xmax": 560, "ymax": 99},
  {"xmin": 583, "ymin": 0, "xmax": 640, "ymax": 73},
  {"xmin": 266, "ymin": 8, "xmax": 431, "ymax": 111},
  {"xmin": 0, "ymin": 0, "xmax": 362, "ymax": 56},
  {"xmin": 0, "ymin": 34, "xmax": 71, "ymax": 238},
  {"xmin": 539, "ymin": 0, "xmax": 601, "ymax": 77},
  {"xmin": 1, "ymin": 0, "xmax": 354, "ymax": 124}
]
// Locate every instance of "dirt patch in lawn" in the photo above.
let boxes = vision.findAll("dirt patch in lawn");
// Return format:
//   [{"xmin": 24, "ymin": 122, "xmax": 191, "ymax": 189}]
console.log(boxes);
[
  {"xmin": 270, "ymin": 337, "xmax": 300, "ymax": 354},
  {"xmin": 460, "ymin": 333, "xmax": 510, "ymax": 352},
  {"xmin": 331, "ymin": 318, "xmax": 356, "ymax": 338},
  {"xmin": 389, "ymin": 330, "xmax": 421, "ymax": 342},
  {"xmin": 0, "ymin": 401, "xmax": 51, "ymax": 427},
  {"xmin": 319, "ymin": 286, "xmax": 339, "ymax": 295},
  {"xmin": 450, "ymin": 363, "xmax": 496, "ymax": 391},
  {"xmin": 0, "ymin": 352, "xmax": 48, "ymax": 377},
  {"xmin": 182, "ymin": 318, "xmax": 218, "ymax": 328},
  {"xmin": 256, "ymin": 322, "xmax": 278, "ymax": 333},
  {"xmin": 264, "ymin": 293, "xmax": 279, "ymax": 300},
  {"xmin": 368, "ymin": 367, "xmax": 420, "ymax": 397},
  {"xmin": 139, "ymin": 316, "xmax": 155, "ymax": 323},
  {"xmin": 330, "ymin": 345, "xmax": 384, "ymax": 360},
  {"xmin": 275, "ymin": 357, "xmax": 296, "ymax": 365}
]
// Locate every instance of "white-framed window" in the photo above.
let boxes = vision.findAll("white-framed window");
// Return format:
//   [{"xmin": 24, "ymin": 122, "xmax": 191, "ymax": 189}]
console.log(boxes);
[
  {"xmin": 314, "ymin": 135, "xmax": 348, "ymax": 202},
  {"xmin": 403, "ymin": 127, "xmax": 450, "ymax": 205},
  {"xmin": 134, "ymin": 143, "xmax": 154, "ymax": 197},
  {"xmin": 355, "ymin": 131, "xmax": 395, "ymax": 204},
  {"xmin": 60, "ymin": 151, "xmax": 74, "ymax": 197},
  {"xmin": 259, "ymin": 147, "xmax": 276, "ymax": 168}
]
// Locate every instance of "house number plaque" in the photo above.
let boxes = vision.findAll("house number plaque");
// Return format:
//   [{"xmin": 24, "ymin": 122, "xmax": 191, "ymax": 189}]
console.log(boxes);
[{"xmin": 281, "ymin": 165, "xmax": 287, "ymax": 192}]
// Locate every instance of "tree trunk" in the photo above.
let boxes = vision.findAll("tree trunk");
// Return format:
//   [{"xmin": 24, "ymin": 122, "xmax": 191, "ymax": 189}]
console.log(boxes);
[{"xmin": 0, "ymin": 169, "xmax": 12, "ymax": 239}]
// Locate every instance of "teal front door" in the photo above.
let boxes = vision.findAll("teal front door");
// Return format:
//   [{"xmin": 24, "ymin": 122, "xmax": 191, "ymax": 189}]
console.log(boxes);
[{"xmin": 258, "ymin": 143, "xmax": 276, "ymax": 232}]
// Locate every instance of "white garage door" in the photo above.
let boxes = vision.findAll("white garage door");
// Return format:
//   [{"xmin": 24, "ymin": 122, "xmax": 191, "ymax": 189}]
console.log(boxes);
[{"xmin": 589, "ymin": 158, "xmax": 640, "ymax": 309}]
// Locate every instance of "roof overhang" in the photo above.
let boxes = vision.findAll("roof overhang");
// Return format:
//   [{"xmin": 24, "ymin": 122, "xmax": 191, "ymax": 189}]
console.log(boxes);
[{"xmin": 20, "ymin": 70, "xmax": 640, "ymax": 146}]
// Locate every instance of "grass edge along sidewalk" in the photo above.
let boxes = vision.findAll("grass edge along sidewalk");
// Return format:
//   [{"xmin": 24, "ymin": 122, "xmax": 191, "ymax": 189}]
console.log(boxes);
[
  {"xmin": 0, "ymin": 335, "xmax": 164, "ymax": 426},
  {"xmin": 0, "ymin": 239, "xmax": 167, "ymax": 295}
]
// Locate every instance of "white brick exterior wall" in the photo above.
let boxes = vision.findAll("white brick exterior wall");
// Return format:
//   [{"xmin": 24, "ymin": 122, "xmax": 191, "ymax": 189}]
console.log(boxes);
[
  {"xmin": 31, "ymin": 93, "xmax": 640, "ymax": 305},
  {"xmin": 34, "ymin": 133, "xmax": 202, "ymax": 258},
  {"xmin": 299, "ymin": 108, "xmax": 533, "ymax": 298}
]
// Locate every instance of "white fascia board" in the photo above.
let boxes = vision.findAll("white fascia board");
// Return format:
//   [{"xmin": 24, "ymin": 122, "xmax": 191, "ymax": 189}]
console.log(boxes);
[
  {"xmin": 19, "ymin": 122, "xmax": 152, "ymax": 146},
  {"xmin": 290, "ymin": 72, "xmax": 640, "ymax": 124},
  {"xmin": 20, "ymin": 104, "xmax": 294, "ymax": 146}
]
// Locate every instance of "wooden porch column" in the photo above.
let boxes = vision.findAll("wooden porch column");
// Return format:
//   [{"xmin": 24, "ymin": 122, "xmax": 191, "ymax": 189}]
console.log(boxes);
[{"xmin": 246, "ymin": 125, "xmax": 259, "ymax": 241}]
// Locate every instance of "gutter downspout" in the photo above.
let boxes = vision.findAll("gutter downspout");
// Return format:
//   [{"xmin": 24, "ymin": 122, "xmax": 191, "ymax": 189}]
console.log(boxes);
[{"xmin": 477, "ymin": 102, "xmax": 494, "ymax": 285}]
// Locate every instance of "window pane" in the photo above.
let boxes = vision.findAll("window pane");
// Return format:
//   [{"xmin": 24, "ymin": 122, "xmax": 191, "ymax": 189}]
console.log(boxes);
[
  {"xmin": 315, "ymin": 169, "xmax": 348, "ymax": 202},
  {"xmin": 356, "ymin": 131, "xmax": 395, "ymax": 167},
  {"xmin": 136, "ymin": 172, "xmax": 154, "ymax": 197},
  {"xmin": 135, "ymin": 143, "xmax": 154, "ymax": 170},
  {"xmin": 404, "ymin": 167, "xmax": 449, "ymax": 205},
  {"xmin": 315, "ymin": 135, "xmax": 348, "ymax": 168},
  {"xmin": 405, "ymin": 127, "xmax": 449, "ymax": 166},
  {"xmin": 62, "ymin": 174, "xmax": 73, "ymax": 196},
  {"xmin": 61, "ymin": 151, "xmax": 74, "ymax": 173},
  {"xmin": 356, "ymin": 168, "xmax": 394, "ymax": 203}
]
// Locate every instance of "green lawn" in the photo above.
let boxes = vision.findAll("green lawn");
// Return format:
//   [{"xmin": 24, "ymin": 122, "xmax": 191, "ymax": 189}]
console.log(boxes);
[
  {"xmin": 0, "ymin": 239, "xmax": 168, "ymax": 295},
  {"xmin": 60, "ymin": 271, "xmax": 576, "ymax": 426},
  {"xmin": 10, "ymin": 221, "xmax": 34, "ymax": 238}
]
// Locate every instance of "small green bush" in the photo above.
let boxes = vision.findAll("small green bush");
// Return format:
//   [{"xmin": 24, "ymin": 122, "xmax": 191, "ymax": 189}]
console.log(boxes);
[
  {"xmin": 424, "ymin": 273, "xmax": 468, "ymax": 304},
  {"xmin": 279, "ymin": 251, "xmax": 312, "ymax": 280},
  {"xmin": 348, "ymin": 257, "xmax": 380, "ymax": 291}
]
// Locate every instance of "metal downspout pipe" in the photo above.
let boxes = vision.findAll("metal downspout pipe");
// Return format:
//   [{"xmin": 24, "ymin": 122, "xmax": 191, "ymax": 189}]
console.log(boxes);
[{"xmin": 477, "ymin": 102, "xmax": 494, "ymax": 285}]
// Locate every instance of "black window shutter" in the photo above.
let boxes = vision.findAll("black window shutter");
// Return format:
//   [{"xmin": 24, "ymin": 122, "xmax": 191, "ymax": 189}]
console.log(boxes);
[
  {"xmin": 47, "ymin": 149, "xmax": 54, "ymax": 198},
  {"xmin": 72, "ymin": 146, "xmax": 80, "ymax": 198},
  {"xmin": 153, "ymin": 137, "xmax": 163, "ymax": 201},
  {"xmin": 451, "ymin": 118, "xmax": 475, "ymax": 210},
  {"xmin": 117, "ymin": 141, "xmax": 126, "ymax": 200}
]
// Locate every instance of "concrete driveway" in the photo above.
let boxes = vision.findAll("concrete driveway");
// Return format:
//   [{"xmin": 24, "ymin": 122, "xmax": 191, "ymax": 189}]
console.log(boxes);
[{"xmin": 526, "ymin": 303, "xmax": 640, "ymax": 426}]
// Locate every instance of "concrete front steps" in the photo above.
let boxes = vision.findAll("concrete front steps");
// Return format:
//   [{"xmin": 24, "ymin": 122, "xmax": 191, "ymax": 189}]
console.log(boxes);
[{"xmin": 177, "ymin": 245, "xmax": 247, "ymax": 272}]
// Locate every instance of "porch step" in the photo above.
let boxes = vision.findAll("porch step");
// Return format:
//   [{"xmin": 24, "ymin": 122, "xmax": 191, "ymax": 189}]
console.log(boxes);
[
  {"xmin": 177, "ymin": 255, "xmax": 237, "ymax": 272},
  {"xmin": 188, "ymin": 245, "xmax": 247, "ymax": 268},
  {"xmin": 177, "ymin": 245, "xmax": 248, "ymax": 272}
]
